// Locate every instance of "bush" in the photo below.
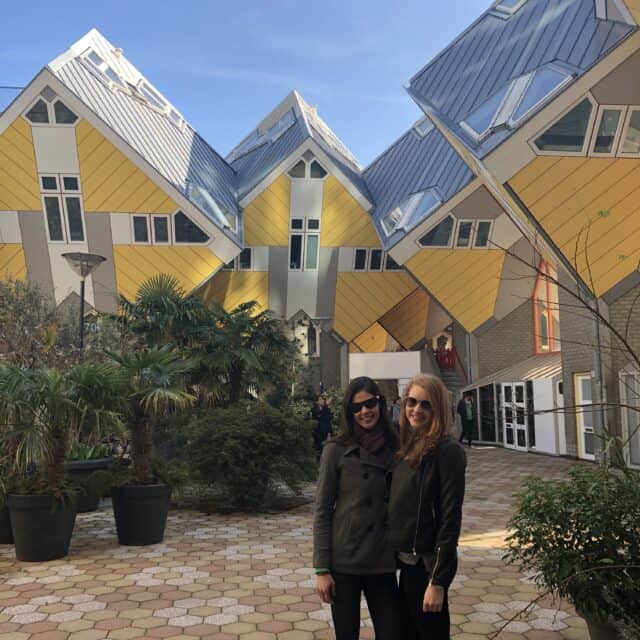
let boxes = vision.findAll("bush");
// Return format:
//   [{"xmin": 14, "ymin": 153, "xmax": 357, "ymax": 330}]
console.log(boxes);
[
  {"xmin": 185, "ymin": 401, "xmax": 316, "ymax": 508},
  {"xmin": 505, "ymin": 464, "xmax": 640, "ymax": 630}
]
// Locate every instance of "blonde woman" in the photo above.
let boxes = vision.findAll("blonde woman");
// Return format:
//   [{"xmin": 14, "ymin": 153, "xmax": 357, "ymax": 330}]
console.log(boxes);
[{"xmin": 388, "ymin": 374, "xmax": 466, "ymax": 640}]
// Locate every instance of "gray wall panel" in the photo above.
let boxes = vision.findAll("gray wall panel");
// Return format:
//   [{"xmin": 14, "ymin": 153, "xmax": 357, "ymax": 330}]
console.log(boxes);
[
  {"xmin": 268, "ymin": 246, "xmax": 288, "ymax": 318},
  {"xmin": 317, "ymin": 248, "xmax": 338, "ymax": 320},
  {"xmin": 85, "ymin": 213, "xmax": 118, "ymax": 313},
  {"xmin": 18, "ymin": 212, "xmax": 55, "ymax": 305}
]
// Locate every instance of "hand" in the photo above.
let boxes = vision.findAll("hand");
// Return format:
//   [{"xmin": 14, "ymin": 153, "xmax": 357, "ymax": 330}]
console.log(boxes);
[
  {"xmin": 316, "ymin": 574, "xmax": 336, "ymax": 605},
  {"xmin": 422, "ymin": 584, "xmax": 445, "ymax": 613}
]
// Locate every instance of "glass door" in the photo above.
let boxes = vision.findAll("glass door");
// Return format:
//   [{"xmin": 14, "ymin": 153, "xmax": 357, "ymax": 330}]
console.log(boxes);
[
  {"xmin": 574, "ymin": 373, "xmax": 595, "ymax": 461},
  {"xmin": 501, "ymin": 382, "xmax": 528, "ymax": 451}
]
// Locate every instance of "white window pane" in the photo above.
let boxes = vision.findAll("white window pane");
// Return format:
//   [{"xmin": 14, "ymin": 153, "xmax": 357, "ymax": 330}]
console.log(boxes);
[
  {"xmin": 593, "ymin": 109, "xmax": 622, "ymax": 154},
  {"xmin": 307, "ymin": 219, "xmax": 320, "ymax": 230},
  {"xmin": 535, "ymin": 99, "xmax": 592, "ymax": 153},
  {"xmin": 45, "ymin": 197, "xmax": 64, "ymax": 241},
  {"xmin": 580, "ymin": 377, "xmax": 592, "ymax": 402},
  {"xmin": 622, "ymin": 110, "xmax": 640, "ymax": 154},
  {"xmin": 174, "ymin": 211, "xmax": 209, "ymax": 243},
  {"xmin": 133, "ymin": 216, "xmax": 149, "ymax": 243},
  {"xmin": 305, "ymin": 235, "xmax": 319, "ymax": 270}
]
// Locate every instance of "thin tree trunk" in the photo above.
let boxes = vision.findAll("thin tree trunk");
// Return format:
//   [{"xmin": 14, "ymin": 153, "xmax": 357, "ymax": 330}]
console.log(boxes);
[
  {"xmin": 45, "ymin": 424, "xmax": 68, "ymax": 489},
  {"xmin": 131, "ymin": 418, "xmax": 153, "ymax": 484}
]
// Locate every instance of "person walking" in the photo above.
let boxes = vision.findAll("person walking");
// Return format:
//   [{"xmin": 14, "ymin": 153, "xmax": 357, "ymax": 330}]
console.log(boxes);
[
  {"xmin": 456, "ymin": 392, "xmax": 476, "ymax": 447},
  {"xmin": 313, "ymin": 377, "xmax": 405, "ymax": 640},
  {"xmin": 388, "ymin": 373, "xmax": 466, "ymax": 640},
  {"xmin": 391, "ymin": 396, "xmax": 402, "ymax": 430}
]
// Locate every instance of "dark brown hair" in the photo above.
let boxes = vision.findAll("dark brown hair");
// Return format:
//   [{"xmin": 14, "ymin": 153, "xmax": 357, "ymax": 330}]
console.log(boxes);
[
  {"xmin": 334, "ymin": 376, "xmax": 398, "ymax": 449},
  {"xmin": 398, "ymin": 374, "xmax": 453, "ymax": 467}
]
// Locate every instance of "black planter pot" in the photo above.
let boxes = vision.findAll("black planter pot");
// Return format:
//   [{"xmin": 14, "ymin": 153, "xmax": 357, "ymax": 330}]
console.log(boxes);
[
  {"xmin": 6, "ymin": 494, "xmax": 76, "ymax": 562},
  {"xmin": 0, "ymin": 506, "xmax": 13, "ymax": 544},
  {"xmin": 111, "ymin": 484, "xmax": 171, "ymax": 546},
  {"xmin": 65, "ymin": 458, "xmax": 114, "ymax": 512},
  {"xmin": 583, "ymin": 616, "xmax": 620, "ymax": 640}
]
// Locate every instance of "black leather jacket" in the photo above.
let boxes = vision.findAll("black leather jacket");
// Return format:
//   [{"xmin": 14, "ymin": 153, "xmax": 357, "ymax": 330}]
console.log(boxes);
[{"xmin": 387, "ymin": 438, "xmax": 466, "ymax": 588}]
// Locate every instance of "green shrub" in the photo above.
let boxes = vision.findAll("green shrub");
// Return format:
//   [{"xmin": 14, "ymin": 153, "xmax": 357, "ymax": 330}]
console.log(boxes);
[
  {"xmin": 185, "ymin": 401, "xmax": 316, "ymax": 508},
  {"xmin": 505, "ymin": 464, "xmax": 640, "ymax": 630}
]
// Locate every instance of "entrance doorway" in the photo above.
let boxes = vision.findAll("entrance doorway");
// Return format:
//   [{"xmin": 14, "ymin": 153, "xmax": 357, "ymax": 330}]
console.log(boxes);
[{"xmin": 501, "ymin": 382, "xmax": 528, "ymax": 451}]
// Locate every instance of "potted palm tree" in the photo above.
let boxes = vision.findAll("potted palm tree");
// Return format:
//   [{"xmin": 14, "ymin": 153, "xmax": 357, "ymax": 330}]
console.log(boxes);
[
  {"xmin": 109, "ymin": 347, "xmax": 194, "ymax": 546},
  {"xmin": 0, "ymin": 363, "xmax": 121, "ymax": 561},
  {"xmin": 505, "ymin": 461, "xmax": 640, "ymax": 639}
]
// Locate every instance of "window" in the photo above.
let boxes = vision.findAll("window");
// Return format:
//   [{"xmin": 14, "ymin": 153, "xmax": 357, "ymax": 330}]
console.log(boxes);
[
  {"xmin": 475, "ymin": 221, "xmax": 492, "ymax": 247},
  {"xmin": 382, "ymin": 188, "xmax": 442, "ymax": 236},
  {"xmin": 534, "ymin": 98, "xmax": 593, "ymax": 153},
  {"xmin": 595, "ymin": 0, "xmax": 635, "ymax": 24},
  {"xmin": 40, "ymin": 174, "xmax": 85, "ymax": 243},
  {"xmin": 511, "ymin": 67, "xmax": 572, "ymax": 124},
  {"xmin": 187, "ymin": 184, "xmax": 237, "ymax": 232},
  {"xmin": 456, "ymin": 221, "xmax": 474, "ymax": 248},
  {"xmin": 493, "ymin": 0, "xmax": 529, "ymax": 15},
  {"xmin": 385, "ymin": 254, "xmax": 403, "ymax": 270},
  {"xmin": 239, "ymin": 248, "xmax": 252, "ymax": 270},
  {"xmin": 309, "ymin": 160, "xmax": 327, "ymax": 179},
  {"xmin": 574, "ymin": 373, "xmax": 596, "ymax": 460},
  {"xmin": 138, "ymin": 81, "xmax": 168, "ymax": 111},
  {"xmin": 461, "ymin": 85, "xmax": 510, "ymax": 140},
  {"xmin": 354, "ymin": 248, "xmax": 368, "ymax": 271},
  {"xmin": 26, "ymin": 99, "xmax": 49, "ymax": 124},
  {"xmin": 222, "ymin": 260, "xmax": 235, "ymax": 271},
  {"xmin": 620, "ymin": 371, "xmax": 640, "ymax": 468},
  {"xmin": 133, "ymin": 216, "xmax": 150, "ymax": 243},
  {"xmin": 307, "ymin": 326, "xmax": 318, "ymax": 357},
  {"xmin": 53, "ymin": 100, "xmax": 78, "ymax": 125},
  {"xmin": 533, "ymin": 261, "xmax": 560, "ymax": 354},
  {"xmin": 592, "ymin": 107, "xmax": 624, "ymax": 155},
  {"xmin": 83, "ymin": 50, "xmax": 127, "ymax": 91},
  {"xmin": 174, "ymin": 211, "xmax": 209, "ymax": 244},
  {"xmin": 621, "ymin": 108, "xmax": 640, "ymax": 155},
  {"xmin": 413, "ymin": 116, "xmax": 434, "ymax": 138},
  {"xmin": 287, "ymin": 157, "xmax": 327, "ymax": 180},
  {"xmin": 369, "ymin": 249, "xmax": 383, "ymax": 271},
  {"xmin": 418, "ymin": 215, "xmax": 454, "ymax": 248},
  {"xmin": 152, "ymin": 216, "xmax": 170, "ymax": 244},
  {"xmin": 289, "ymin": 217, "xmax": 319, "ymax": 271}
]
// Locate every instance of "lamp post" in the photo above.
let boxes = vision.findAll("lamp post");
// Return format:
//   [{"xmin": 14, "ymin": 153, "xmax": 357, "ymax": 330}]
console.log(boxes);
[{"xmin": 62, "ymin": 252, "xmax": 106, "ymax": 349}]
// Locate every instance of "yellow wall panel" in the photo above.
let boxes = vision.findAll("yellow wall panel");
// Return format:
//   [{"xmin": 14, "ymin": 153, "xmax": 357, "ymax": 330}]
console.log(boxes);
[
  {"xmin": 76, "ymin": 121, "xmax": 177, "ymax": 213},
  {"xmin": 321, "ymin": 176, "xmax": 379, "ymax": 247},
  {"xmin": 199, "ymin": 271, "xmax": 269, "ymax": 313},
  {"xmin": 244, "ymin": 175, "xmax": 290, "ymax": 246},
  {"xmin": 0, "ymin": 119, "xmax": 40, "ymax": 211},
  {"xmin": 0, "ymin": 243, "xmax": 27, "ymax": 280},
  {"xmin": 113, "ymin": 245, "xmax": 222, "ymax": 301},
  {"xmin": 510, "ymin": 157, "xmax": 640, "ymax": 296},
  {"xmin": 406, "ymin": 250, "xmax": 505, "ymax": 332},
  {"xmin": 621, "ymin": 0, "xmax": 640, "ymax": 23},
  {"xmin": 334, "ymin": 272, "xmax": 417, "ymax": 342},
  {"xmin": 379, "ymin": 288, "xmax": 430, "ymax": 349},
  {"xmin": 352, "ymin": 322, "xmax": 390, "ymax": 353}
]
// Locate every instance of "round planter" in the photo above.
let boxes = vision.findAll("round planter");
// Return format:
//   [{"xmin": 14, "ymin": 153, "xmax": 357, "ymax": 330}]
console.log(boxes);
[
  {"xmin": 584, "ymin": 616, "xmax": 620, "ymax": 640},
  {"xmin": 111, "ymin": 484, "xmax": 171, "ymax": 546},
  {"xmin": 6, "ymin": 494, "xmax": 76, "ymax": 562},
  {"xmin": 65, "ymin": 457, "xmax": 114, "ymax": 512},
  {"xmin": 0, "ymin": 505, "xmax": 13, "ymax": 544}
]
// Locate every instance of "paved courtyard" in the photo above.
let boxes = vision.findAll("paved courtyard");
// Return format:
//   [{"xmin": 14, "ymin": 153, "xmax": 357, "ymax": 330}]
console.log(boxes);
[{"xmin": 0, "ymin": 447, "xmax": 589, "ymax": 639}]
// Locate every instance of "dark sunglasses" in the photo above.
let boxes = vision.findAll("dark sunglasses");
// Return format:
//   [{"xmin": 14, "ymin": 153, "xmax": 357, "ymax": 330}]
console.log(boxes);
[
  {"xmin": 349, "ymin": 396, "xmax": 380, "ymax": 414},
  {"xmin": 405, "ymin": 397, "xmax": 432, "ymax": 411}
]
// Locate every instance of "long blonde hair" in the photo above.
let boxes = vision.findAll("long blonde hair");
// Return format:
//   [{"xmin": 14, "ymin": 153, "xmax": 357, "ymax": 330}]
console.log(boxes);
[{"xmin": 398, "ymin": 374, "xmax": 453, "ymax": 468}]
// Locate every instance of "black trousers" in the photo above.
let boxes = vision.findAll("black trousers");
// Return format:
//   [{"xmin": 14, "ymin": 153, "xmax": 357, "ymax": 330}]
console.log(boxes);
[
  {"xmin": 331, "ymin": 572, "xmax": 405, "ymax": 640},
  {"xmin": 459, "ymin": 418, "xmax": 473, "ymax": 446},
  {"xmin": 399, "ymin": 561, "xmax": 450, "ymax": 640}
]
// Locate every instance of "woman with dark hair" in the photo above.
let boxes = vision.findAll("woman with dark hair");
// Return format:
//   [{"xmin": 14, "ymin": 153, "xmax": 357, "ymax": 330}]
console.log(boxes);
[
  {"xmin": 388, "ymin": 374, "xmax": 466, "ymax": 640},
  {"xmin": 313, "ymin": 376, "xmax": 404, "ymax": 640}
]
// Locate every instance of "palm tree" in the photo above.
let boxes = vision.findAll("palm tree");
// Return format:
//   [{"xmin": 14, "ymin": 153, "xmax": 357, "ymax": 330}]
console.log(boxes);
[{"xmin": 109, "ymin": 348, "xmax": 195, "ymax": 485}]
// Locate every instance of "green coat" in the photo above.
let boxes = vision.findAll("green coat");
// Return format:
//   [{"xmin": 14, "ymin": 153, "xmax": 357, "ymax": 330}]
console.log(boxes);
[{"xmin": 312, "ymin": 440, "xmax": 396, "ymax": 574}]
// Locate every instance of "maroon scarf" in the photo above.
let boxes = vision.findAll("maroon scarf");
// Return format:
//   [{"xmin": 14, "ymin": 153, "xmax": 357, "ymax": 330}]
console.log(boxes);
[{"xmin": 354, "ymin": 423, "xmax": 393, "ymax": 465}]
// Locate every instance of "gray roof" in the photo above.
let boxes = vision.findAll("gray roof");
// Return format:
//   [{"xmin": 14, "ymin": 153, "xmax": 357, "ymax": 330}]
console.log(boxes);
[
  {"xmin": 53, "ymin": 58, "xmax": 240, "ymax": 237},
  {"xmin": 363, "ymin": 125, "xmax": 475, "ymax": 248},
  {"xmin": 408, "ymin": 0, "xmax": 636, "ymax": 158},
  {"xmin": 463, "ymin": 352, "xmax": 562, "ymax": 390}
]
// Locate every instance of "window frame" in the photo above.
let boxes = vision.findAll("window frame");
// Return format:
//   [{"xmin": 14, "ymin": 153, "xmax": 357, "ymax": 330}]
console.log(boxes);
[
  {"xmin": 455, "ymin": 219, "xmax": 475, "ymax": 248},
  {"xmin": 286, "ymin": 157, "xmax": 328, "ymax": 181},
  {"xmin": 52, "ymin": 99, "xmax": 79, "ymax": 126},
  {"xmin": 589, "ymin": 104, "xmax": 627, "ymax": 157},
  {"xmin": 416, "ymin": 214, "xmax": 455, "ymax": 249},
  {"xmin": 472, "ymin": 220, "xmax": 494, "ymax": 249},
  {"xmin": 131, "ymin": 215, "xmax": 151, "ymax": 245},
  {"xmin": 460, "ymin": 85, "xmax": 512, "ymax": 143},
  {"xmin": 24, "ymin": 98, "xmax": 51, "ymax": 126},
  {"xmin": 353, "ymin": 248, "xmax": 369, "ymax": 271},
  {"xmin": 40, "ymin": 173, "xmax": 86, "ymax": 244},
  {"xmin": 368, "ymin": 248, "xmax": 384, "ymax": 272},
  {"xmin": 238, "ymin": 247, "xmax": 252, "ymax": 271},
  {"xmin": 151, "ymin": 214, "xmax": 171, "ymax": 245},
  {"xmin": 619, "ymin": 368, "xmax": 640, "ymax": 469},
  {"xmin": 81, "ymin": 49, "xmax": 128, "ymax": 93},
  {"xmin": 492, "ymin": 0, "xmax": 529, "ymax": 15},
  {"xmin": 574, "ymin": 372, "xmax": 596, "ymax": 461},
  {"xmin": 618, "ymin": 106, "xmax": 640, "ymax": 158},
  {"xmin": 173, "ymin": 210, "xmax": 210, "ymax": 245},
  {"xmin": 529, "ymin": 94, "xmax": 598, "ymax": 157}
]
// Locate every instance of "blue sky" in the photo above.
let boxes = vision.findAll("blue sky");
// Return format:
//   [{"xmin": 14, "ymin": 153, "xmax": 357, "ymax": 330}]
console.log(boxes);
[{"xmin": 1, "ymin": 0, "xmax": 482, "ymax": 166}]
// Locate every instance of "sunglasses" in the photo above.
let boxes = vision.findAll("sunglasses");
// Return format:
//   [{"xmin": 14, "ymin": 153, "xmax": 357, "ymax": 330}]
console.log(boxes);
[
  {"xmin": 349, "ymin": 396, "xmax": 380, "ymax": 414},
  {"xmin": 405, "ymin": 397, "xmax": 432, "ymax": 411}
]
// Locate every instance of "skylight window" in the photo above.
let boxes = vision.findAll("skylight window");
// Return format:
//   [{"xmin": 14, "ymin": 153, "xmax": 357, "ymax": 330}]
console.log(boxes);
[
  {"xmin": 413, "ymin": 116, "xmax": 434, "ymax": 138},
  {"xmin": 227, "ymin": 110, "xmax": 297, "ymax": 163},
  {"xmin": 381, "ymin": 189, "xmax": 441, "ymax": 236},
  {"xmin": 138, "ymin": 81, "xmax": 168, "ymax": 111},
  {"xmin": 511, "ymin": 67, "xmax": 572, "ymax": 124},
  {"xmin": 460, "ymin": 84, "xmax": 510, "ymax": 141},
  {"xmin": 82, "ymin": 49, "xmax": 127, "ymax": 91},
  {"xmin": 493, "ymin": 0, "xmax": 529, "ymax": 16},
  {"xmin": 187, "ymin": 184, "xmax": 237, "ymax": 232}
]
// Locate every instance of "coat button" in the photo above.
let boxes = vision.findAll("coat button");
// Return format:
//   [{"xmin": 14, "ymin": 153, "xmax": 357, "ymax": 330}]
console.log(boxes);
[
  {"xmin": 362, "ymin": 473, "xmax": 369, "ymax": 479},
  {"xmin": 365, "ymin": 497, "xmax": 373, "ymax": 506},
  {"xmin": 367, "ymin": 524, "xmax": 374, "ymax": 532}
]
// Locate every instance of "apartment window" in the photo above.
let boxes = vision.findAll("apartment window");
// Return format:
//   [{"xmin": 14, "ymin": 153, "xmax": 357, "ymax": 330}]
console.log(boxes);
[
  {"xmin": 289, "ymin": 218, "xmax": 319, "ymax": 270},
  {"xmin": 475, "ymin": 221, "xmax": 492, "ymax": 247},
  {"xmin": 132, "ymin": 216, "xmax": 150, "ymax": 243},
  {"xmin": 511, "ymin": 67, "xmax": 571, "ymax": 125},
  {"xmin": 620, "ymin": 371, "xmax": 640, "ymax": 467},
  {"xmin": 456, "ymin": 221, "xmax": 474, "ymax": 248},
  {"xmin": 354, "ymin": 248, "xmax": 368, "ymax": 271},
  {"xmin": 40, "ymin": 174, "xmax": 85, "ymax": 243},
  {"xmin": 574, "ymin": 373, "xmax": 596, "ymax": 460},
  {"xmin": 592, "ymin": 107, "xmax": 624, "ymax": 155},
  {"xmin": 533, "ymin": 261, "xmax": 560, "ymax": 354},
  {"xmin": 152, "ymin": 216, "xmax": 170, "ymax": 244},
  {"xmin": 223, "ymin": 248, "xmax": 252, "ymax": 271},
  {"xmin": 621, "ymin": 108, "xmax": 640, "ymax": 155},
  {"xmin": 382, "ymin": 188, "xmax": 442, "ymax": 236},
  {"xmin": 309, "ymin": 160, "xmax": 327, "ymax": 179},
  {"xmin": 353, "ymin": 248, "xmax": 403, "ymax": 272},
  {"xmin": 413, "ymin": 116, "xmax": 434, "ymax": 138},
  {"xmin": 369, "ymin": 249, "xmax": 383, "ymax": 271},
  {"xmin": 418, "ymin": 215, "xmax": 454, "ymax": 248},
  {"xmin": 307, "ymin": 326, "xmax": 318, "ymax": 357},
  {"xmin": 534, "ymin": 98, "xmax": 594, "ymax": 153},
  {"xmin": 25, "ymin": 98, "xmax": 78, "ymax": 126},
  {"xmin": 53, "ymin": 100, "xmax": 78, "ymax": 125},
  {"xmin": 385, "ymin": 254, "xmax": 403, "ymax": 270},
  {"xmin": 287, "ymin": 157, "xmax": 328, "ymax": 180},
  {"xmin": 174, "ymin": 211, "xmax": 209, "ymax": 244},
  {"xmin": 493, "ymin": 0, "xmax": 529, "ymax": 15},
  {"xmin": 26, "ymin": 99, "xmax": 49, "ymax": 124}
]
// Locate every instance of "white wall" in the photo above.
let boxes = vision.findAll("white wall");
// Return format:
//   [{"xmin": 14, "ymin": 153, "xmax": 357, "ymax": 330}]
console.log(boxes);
[{"xmin": 349, "ymin": 351, "xmax": 422, "ymax": 383}]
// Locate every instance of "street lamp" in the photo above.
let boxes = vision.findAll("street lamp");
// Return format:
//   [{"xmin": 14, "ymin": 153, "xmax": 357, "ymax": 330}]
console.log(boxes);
[{"xmin": 62, "ymin": 252, "xmax": 106, "ymax": 349}]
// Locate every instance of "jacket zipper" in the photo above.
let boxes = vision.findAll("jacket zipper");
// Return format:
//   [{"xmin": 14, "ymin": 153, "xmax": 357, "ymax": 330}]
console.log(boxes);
[
  {"xmin": 430, "ymin": 546, "xmax": 442, "ymax": 582},
  {"xmin": 412, "ymin": 462, "xmax": 428, "ymax": 555}
]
